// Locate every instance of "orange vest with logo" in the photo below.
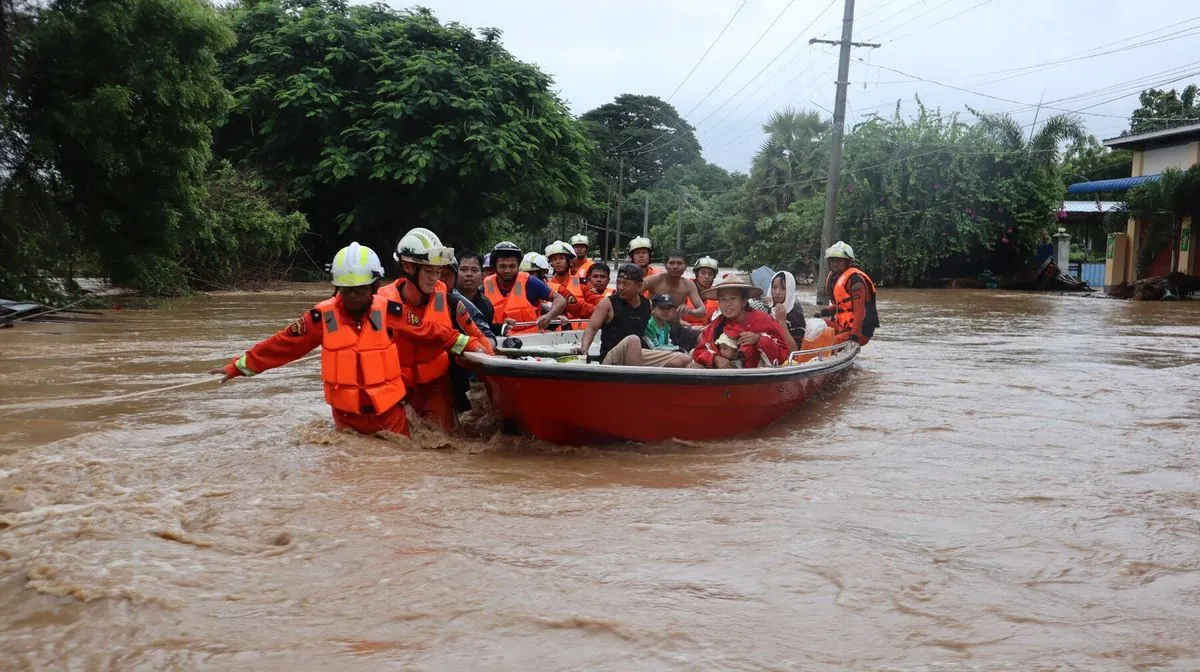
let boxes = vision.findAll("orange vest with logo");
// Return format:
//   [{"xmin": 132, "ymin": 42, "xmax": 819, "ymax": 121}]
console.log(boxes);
[
  {"xmin": 831, "ymin": 268, "xmax": 878, "ymax": 345},
  {"xmin": 573, "ymin": 258, "xmax": 594, "ymax": 282},
  {"xmin": 318, "ymin": 295, "xmax": 406, "ymax": 415},
  {"xmin": 549, "ymin": 273, "xmax": 587, "ymax": 312},
  {"xmin": 682, "ymin": 297, "xmax": 719, "ymax": 326},
  {"xmin": 383, "ymin": 278, "xmax": 453, "ymax": 386},
  {"xmin": 484, "ymin": 272, "xmax": 539, "ymax": 332}
]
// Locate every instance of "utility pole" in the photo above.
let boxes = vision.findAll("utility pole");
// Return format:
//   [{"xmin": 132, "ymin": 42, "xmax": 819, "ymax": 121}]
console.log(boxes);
[
  {"xmin": 811, "ymin": 0, "xmax": 879, "ymax": 304},
  {"xmin": 642, "ymin": 192, "xmax": 650, "ymax": 238},
  {"xmin": 614, "ymin": 156, "xmax": 625, "ymax": 263},
  {"xmin": 603, "ymin": 189, "xmax": 612, "ymax": 262},
  {"xmin": 676, "ymin": 189, "xmax": 685, "ymax": 250}
]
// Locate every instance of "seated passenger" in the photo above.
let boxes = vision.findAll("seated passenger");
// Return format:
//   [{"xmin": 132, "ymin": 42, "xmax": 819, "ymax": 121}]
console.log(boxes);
[
  {"xmin": 692, "ymin": 275, "xmax": 789, "ymax": 369},
  {"xmin": 643, "ymin": 294, "xmax": 696, "ymax": 363},
  {"xmin": 768, "ymin": 270, "xmax": 806, "ymax": 352},
  {"xmin": 577, "ymin": 265, "xmax": 696, "ymax": 368},
  {"xmin": 574, "ymin": 262, "xmax": 613, "ymax": 319}
]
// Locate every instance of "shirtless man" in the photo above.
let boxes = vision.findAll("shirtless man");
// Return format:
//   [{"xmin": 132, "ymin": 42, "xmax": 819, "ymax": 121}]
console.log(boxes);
[
  {"xmin": 640, "ymin": 250, "xmax": 706, "ymax": 351},
  {"xmin": 642, "ymin": 250, "xmax": 706, "ymax": 323}
]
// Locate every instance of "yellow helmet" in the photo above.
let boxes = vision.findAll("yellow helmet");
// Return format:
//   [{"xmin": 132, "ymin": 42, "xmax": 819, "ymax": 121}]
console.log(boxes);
[
  {"xmin": 330, "ymin": 242, "xmax": 385, "ymax": 287},
  {"xmin": 824, "ymin": 241, "xmax": 855, "ymax": 260}
]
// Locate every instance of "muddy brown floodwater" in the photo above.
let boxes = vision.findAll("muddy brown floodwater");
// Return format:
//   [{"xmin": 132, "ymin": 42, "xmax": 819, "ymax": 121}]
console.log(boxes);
[{"xmin": 2, "ymin": 286, "xmax": 1199, "ymax": 670}]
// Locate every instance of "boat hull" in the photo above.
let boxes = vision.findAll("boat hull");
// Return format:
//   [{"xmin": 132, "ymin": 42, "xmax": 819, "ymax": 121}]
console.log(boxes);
[{"xmin": 463, "ymin": 335, "xmax": 858, "ymax": 445}]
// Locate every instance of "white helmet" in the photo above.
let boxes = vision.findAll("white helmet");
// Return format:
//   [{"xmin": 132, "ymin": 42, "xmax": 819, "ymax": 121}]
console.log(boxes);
[
  {"xmin": 825, "ymin": 240, "xmax": 855, "ymax": 260},
  {"xmin": 693, "ymin": 256, "xmax": 719, "ymax": 273},
  {"xmin": 569, "ymin": 233, "xmax": 589, "ymax": 248},
  {"xmin": 544, "ymin": 240, "xmax": 575, "ymax": 259},
  {"xmin": 628, "ymin": 236, "xmax": 652, "ymax": 254},
  {"xmin": 330, "ymin": 242, "xmax": 385, "ymax": 287},
  {"xmin": 395, "ymin": 227, "xmax": 454, "ymax": 266},
  {"xmin": 520, "ymin": 253, "xmax": 550, "ymax": 273}
]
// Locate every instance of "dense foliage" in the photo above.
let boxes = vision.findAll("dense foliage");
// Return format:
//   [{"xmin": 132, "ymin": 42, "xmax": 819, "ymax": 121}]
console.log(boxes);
[
  {"xmin": 216, "ymin": 0, "xmax": 595, "ymax": 257},
  {"xmin": 1126, "ymin": 85, "xmax": 1200, "ymax": 135},
  {"xmin": 1, "ymin": 0, "xmax": 1192, "ymax": 301}
]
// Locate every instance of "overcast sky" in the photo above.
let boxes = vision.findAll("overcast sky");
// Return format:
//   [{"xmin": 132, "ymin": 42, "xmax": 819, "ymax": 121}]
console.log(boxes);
[{"xmin": 392, "ymin": 0, "xmax": 1200, "ymax": 173}]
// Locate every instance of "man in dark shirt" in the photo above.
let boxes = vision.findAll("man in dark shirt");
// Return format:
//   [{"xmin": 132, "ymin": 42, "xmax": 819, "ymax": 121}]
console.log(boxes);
[{"xmin": 578, "ymin": 264, "xmax": 695, "ymax": 367}]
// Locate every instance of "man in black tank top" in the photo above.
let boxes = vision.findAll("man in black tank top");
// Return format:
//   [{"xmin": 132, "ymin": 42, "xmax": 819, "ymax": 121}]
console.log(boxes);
[{"xmin": 578, "ymin": 264, "xmax": 697, "ymax": 367}]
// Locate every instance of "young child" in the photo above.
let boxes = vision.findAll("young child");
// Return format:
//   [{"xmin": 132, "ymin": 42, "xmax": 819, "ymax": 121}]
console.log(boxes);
[{"xmin": 715, "ymin": 332, "xmax": 745, "ymax": 369}]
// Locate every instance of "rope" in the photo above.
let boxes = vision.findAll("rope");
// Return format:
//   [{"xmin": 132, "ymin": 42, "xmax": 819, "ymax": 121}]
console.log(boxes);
[{"xmin": 0, "ymin": 353, "xmax": 320, "ymax": 412}]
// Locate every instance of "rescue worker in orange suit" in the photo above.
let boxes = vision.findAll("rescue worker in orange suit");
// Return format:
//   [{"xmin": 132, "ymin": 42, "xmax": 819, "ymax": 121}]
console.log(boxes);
[
  {"xmin": 484, "ymin": 241, "xmax": 566, "ymax": 335},
  {"xmin": 379, "ymin": 228, "xmax": 496, "ymax": 431},
  {"xmin": 208, "ymin": 243, "xmax": 488, "ymax": 437},
  {"xmin": 575, "ymin": 261, "xmax": 613, "ymax": 319},
  {"xmin": 683, "ymin": 256, "xmax": 720, "ymax": 328},
  {"xmin": 545, "ymin": 240, "xmax": 589, "ymax": 321},
  {"xmin": 569, "ymin": 233, "xmax": 594, "ymax": 281},
  {"xmin": 627, "ymin": 236, "xmax": 658, "ymax": 282},
  {"xmin": 815, "ymin": 241, "xmax": 880, "ymax": 346}
]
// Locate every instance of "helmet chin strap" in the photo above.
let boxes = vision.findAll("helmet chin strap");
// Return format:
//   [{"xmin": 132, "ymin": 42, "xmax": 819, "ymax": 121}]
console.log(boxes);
[{"xmin": 400, "ymin": 262, "xmax": 434, "ymax": 299}]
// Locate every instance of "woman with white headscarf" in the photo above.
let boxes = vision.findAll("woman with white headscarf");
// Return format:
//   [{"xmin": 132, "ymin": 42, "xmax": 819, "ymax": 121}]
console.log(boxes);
[{"xmin": 768, "ymin": 270, "xmax": 806, "ymax": 352}]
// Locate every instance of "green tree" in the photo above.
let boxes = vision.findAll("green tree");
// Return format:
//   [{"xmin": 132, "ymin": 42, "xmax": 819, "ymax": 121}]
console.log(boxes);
[
  {"xmin": 972, "ymin": 109, "xmax": 1085, "ymax": 268},
  {"xmin": 15, "ymin": 0, "xmax": 233, "ymax": 292},
  {"xmin": 1062, "ymin": 134, "xmax": 1132, "ymax": 196},
  {"xmin": 184, "ymin": 160, "xmax": 309, "ymax": 289},
  {"xmin": 581, "ymin": 94, "xmax": 701, "ymax": 194},
  {"xmin": 1126, "ymin": 84, "xmax": 1200, "ymax": 135},
  {"xmin": 745, "ymin": 107, "xmax": 829, "ymax": 215},
  {"xmin": 216, "ymin": 0, "xmax": 594, "ymax": 257},
  {"xmin": 834, "ymin": 104, "xmax": 998, "ymax": 284}
]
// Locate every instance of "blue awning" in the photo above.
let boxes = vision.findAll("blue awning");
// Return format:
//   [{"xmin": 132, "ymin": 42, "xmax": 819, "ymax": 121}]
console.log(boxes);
[{"xmin": 1066, "ymin": 174, "xmax": 1160, "ymax": 194}]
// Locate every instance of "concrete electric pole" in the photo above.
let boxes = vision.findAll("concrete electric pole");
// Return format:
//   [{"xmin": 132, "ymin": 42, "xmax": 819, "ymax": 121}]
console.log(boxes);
[{"xmin": 811, "ymin": 0, "xmax": 879, "ymax": 304}]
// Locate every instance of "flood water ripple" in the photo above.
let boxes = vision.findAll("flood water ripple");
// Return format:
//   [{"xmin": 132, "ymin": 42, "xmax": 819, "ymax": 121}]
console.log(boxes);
[{"xmin": 1, "ymin": 287, "xmax": 1198, "ymax": 670}]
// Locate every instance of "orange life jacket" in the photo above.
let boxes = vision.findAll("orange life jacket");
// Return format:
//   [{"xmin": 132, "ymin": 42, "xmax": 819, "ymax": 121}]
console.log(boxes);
[
  {"xmin": 385, "ymin": 278, "xmax": 454, "ymax": 386},
  {"xmin": 318, "ymin": 295, "xmax": 406, "ymax": 415},
  {"xmin": 831, "ymin": 268, "xmax": 879, "ymax": 345},
  {"xmin": 573, "ymin": 258, "xmax": 594, "ymax": 282},
  {"xmin": 484, "ymin": 272, "xmax": 539, "ymax": 333},
  {"xmin": 548, "ymin": 273, "xmax": 587, "ymax": 307},
  {"xmin": 682, "ymin": 296, "xmax": 719, "ymax": 326},
  {"xmin": 639, "ymin": 265, "xmax": 660, "ymax": 298}
]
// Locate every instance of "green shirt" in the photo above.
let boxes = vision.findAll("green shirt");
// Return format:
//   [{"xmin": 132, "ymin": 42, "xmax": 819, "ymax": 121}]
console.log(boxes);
[{"xmin": 645, "ymin": 318, "xmax": 676, "ymax": 350}]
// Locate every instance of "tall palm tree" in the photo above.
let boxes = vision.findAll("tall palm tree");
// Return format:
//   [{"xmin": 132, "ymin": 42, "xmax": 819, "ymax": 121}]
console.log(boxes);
[
  {"xmin": 748, "ymin": 107, "xmax": 830, "ymax": 214},
  {"xmin": 973, "ymin": 110, "xmax": 1086, "ymax": 170}
]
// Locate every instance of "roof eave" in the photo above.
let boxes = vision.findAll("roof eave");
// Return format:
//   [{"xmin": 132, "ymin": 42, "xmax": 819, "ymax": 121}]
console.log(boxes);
[{"xmin": 1102, "ymin": 122, "xmax": 1200, "ymax": 150}]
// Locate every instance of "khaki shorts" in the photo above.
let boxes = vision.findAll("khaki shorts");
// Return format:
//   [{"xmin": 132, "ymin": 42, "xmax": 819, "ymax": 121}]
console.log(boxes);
[{"xmin": 601, "ymin": 335, "xmax": 695, "ymax": 367}]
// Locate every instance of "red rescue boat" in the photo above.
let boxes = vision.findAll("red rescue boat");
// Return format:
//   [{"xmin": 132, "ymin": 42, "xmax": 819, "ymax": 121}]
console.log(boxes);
[{"xmin": 461, "ymin": 330, "xmax": 858, "ymax": 445}]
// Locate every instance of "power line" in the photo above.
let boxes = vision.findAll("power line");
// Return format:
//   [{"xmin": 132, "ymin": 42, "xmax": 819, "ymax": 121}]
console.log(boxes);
[
  {"xmin": 635, "ymin": 0, "xmax": 841, "ymax": 156},
  {"xmin": 861, "ymin": 0, "xmax": 957, "ymax": 41},
  {"xmin": 605, "ymin": 0, "xmax": 749, "ymax": 154},
  {"xmin": 620, "ymin": 0, "xmax": 802, "ymax": 156},
  {"xmin": 884, "ymin": 0, "xmax": 994, "ymax": 44}
]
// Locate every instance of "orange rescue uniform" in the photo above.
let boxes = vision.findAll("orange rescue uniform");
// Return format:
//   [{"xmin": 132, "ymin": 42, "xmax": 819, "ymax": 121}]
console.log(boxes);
[
  {"xmin": 483, "ymin": 271, "xmax": 540, "ymax": 334},
  {"xmin": 828, "ymin": 267, "xmax": 879, "ymax": 346},
  {"xmin": 682, "ymin": 296, "xmax": 718, "ymax": 327},
  {"xmin": 573, "ymin": 258, "xmax": 594, "ymax": 282},
  {"xmin": 548, "ymin": 273, "xmax": 589, "ymax": 320},
  {"xmin": 575, "ymin": 285, "xmax": 614, "ymax": 319},
  {"xmin": 378, "ymin": 278, "xmax": 494, "ymax": 431},
  {"xmin": 221, "ymin": 293, "xmax": 474, "ymax": 436}
]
